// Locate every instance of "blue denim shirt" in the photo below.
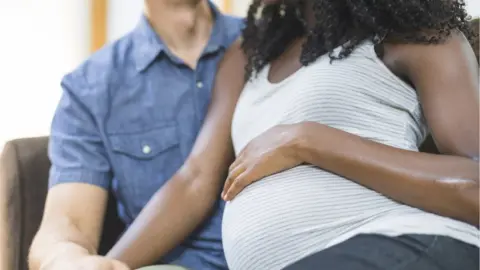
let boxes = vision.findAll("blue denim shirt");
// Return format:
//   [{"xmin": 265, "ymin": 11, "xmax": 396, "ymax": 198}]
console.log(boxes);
[{"xmin": 48, "ymin": 5, "xmax": 243, "ymax": 269}]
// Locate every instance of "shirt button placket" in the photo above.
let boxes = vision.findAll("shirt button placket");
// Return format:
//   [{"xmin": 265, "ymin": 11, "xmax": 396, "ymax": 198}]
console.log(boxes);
[{"xmin": 193, "ymin": 68, "xmax": 203, "ymax": 124}]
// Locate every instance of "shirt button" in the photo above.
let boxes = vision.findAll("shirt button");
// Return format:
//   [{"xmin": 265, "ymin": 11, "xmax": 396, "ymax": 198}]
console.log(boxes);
[
  {"xmin": 196, "ymin": 81, "xmax": 204, "ymax": 88},
  {"xmin": 142, "ymin": 145, "xmax": 152, "ymax": 154}
]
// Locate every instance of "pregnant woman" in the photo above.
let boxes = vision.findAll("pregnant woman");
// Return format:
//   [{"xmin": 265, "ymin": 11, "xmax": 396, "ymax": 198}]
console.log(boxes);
[
  {"xmin": 117, "ymin": 0, "xmax": 478, "ymax": 269},
  {"xmin": 215, "ymin": 0, "xmax": 479, "ymax": 269}
]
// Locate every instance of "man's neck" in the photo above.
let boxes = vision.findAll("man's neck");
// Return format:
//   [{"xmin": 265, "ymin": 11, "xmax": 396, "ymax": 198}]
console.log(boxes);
[{"xmin": 145, "ymin": 0, "xmax": 213, "ymax": 52}]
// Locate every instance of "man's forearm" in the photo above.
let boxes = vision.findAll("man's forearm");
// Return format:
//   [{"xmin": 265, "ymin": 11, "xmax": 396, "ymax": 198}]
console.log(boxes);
[
  {"xmin": 106, "ymin": 166, "xmax": 221, "ymax": 268},
  {"xmin": 295, "ymin": 122, "xmax": 479, "ymax": 225}
]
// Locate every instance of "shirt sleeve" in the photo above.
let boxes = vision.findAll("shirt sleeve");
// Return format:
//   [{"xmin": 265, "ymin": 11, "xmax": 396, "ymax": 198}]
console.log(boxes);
[{"xmin": 48, "ymin": 71, "xmax": 111, "ymax": 189}]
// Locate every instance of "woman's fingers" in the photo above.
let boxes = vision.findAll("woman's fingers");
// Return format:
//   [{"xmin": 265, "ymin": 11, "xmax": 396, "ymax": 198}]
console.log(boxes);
[
  {"xmin": 223, "ymin": 169, "xmax": 254, "ymax": 201},
  {"xmin": 229, "ymin": 153, "xmax": 243, "ymax": 171},
  {"xmin": 222, "ymin": 162, "xmax": 246, "ymax": 199}
]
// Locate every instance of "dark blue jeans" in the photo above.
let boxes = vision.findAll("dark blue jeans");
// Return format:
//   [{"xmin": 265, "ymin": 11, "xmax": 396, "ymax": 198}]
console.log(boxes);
[{"xmin": 284, "ymin": 234, "xmax": 479, "ymax": 270}]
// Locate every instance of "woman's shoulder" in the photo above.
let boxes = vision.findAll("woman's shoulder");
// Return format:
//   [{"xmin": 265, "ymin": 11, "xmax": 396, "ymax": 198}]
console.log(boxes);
[{"xmin": 380, "ymin": 31, "xmax": 476, "ymax": 79}]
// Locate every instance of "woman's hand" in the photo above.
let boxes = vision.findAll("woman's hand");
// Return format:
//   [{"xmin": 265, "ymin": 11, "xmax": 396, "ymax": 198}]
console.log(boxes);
[{"xmin": 222, "ymin": 124, "xmax": 304, "ymax": 201}]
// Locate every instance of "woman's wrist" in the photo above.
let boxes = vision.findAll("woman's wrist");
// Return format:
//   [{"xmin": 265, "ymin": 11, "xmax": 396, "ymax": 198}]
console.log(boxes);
[{"xmin": 289, "ymin": 122, "xmax": 333, "ymax": 164}]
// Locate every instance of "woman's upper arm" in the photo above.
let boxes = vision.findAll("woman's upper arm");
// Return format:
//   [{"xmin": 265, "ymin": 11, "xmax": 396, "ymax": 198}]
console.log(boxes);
[
  {"xmin": 186, "ymin": 39, "xmax": 247, "ymax": 182},
  {"xmin": 395, "ymin": 32, "xmax": 479, "ymax": 160}
]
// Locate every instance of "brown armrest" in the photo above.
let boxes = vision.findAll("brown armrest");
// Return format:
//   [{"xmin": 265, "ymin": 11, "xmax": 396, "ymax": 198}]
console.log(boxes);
[{"xmin": 0, "ymin": 137, "xmax": 50, "ymax": 270}]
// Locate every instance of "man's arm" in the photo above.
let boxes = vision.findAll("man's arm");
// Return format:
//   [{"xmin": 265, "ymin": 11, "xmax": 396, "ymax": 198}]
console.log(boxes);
[
  {"xmin": 29, "ymin": 72, "xmax": 122, "ymax": 269},
  {"xmin": 106, "ymin": 40, "xmax": 247, "ymax": 268},
  {"xmin": 29, "ymin": 184, "xmax": 108, "ymax": 270}
]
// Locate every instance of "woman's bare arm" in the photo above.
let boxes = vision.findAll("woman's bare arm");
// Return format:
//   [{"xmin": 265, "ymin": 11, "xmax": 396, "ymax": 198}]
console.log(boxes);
[
  {"xmin": 294, "ymin": 32, "xmax": 479, "ymax": 225},
  {"xmin": 223, "ymin": 32, "xmax": 478, "ymax": 227},
  {"xmin": 106, "ymin": 40, "xmax": 247, "ymax": 268}
]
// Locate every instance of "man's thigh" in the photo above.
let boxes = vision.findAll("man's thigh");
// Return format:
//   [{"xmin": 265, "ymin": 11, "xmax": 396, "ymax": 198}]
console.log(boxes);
[{"xmin": 136, "ymin": 265, "xmax": 188, "ymax": 270}]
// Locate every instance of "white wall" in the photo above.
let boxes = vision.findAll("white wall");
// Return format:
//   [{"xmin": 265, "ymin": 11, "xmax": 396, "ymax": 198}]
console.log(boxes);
[
  {"xmin": 0, "ymin": 0, "xmax": 90, "ymax": 151},
  {"xmin": 107, "ymin": 0, "xmax": 144, "ymax": 42},
  {"xmin": 233, "ymin": 0, "xmax": 250, "ymax": 16},
  {"xmin": 466, "ymin": 0, "xmax": 480, "ymax": 17}
]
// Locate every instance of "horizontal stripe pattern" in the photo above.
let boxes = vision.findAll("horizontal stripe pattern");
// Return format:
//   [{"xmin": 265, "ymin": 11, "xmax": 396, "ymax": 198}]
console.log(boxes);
[{"xmin": 224, "ymin": 41, "xmax": 479, "ymax": 270}]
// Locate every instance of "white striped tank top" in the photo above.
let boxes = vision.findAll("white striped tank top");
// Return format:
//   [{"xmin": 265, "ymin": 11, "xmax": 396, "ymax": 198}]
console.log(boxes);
[{"xmin": 222, "ymin": 41, "xmax": 479, "ymax": 270}]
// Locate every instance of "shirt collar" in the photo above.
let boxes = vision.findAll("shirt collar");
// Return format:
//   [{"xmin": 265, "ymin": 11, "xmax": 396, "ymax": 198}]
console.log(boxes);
[{"xmin": 133, "ymin": 2, "xmax": 228, "ymax": 72}]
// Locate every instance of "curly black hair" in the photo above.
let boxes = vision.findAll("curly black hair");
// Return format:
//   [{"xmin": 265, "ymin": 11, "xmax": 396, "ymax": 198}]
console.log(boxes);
[
  {"xmin": 470, "ymin": 18, "xmax": 479, "ymax": 62},
  {"xmin": 242, "ymin": 0, "xmax": 475, "ymax": 80}
]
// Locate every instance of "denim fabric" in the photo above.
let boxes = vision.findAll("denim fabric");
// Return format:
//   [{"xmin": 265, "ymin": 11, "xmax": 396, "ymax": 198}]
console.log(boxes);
[
  {"xmin": 284, "ymin": 234, "xmax": 479, "ymax": 270},
  {"xmin": 48, "ymin": 3, "xmax": 243, "ymax": 269}
]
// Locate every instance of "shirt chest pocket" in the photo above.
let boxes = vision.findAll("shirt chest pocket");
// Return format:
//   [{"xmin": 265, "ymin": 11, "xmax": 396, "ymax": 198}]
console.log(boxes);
[
  {"xmin": 108, "ymin": 125, "xmax": 184, "ymax": 211},
  {"xmin": 110, "ymin": 125, "xmax": 179, "ymax": 159}
]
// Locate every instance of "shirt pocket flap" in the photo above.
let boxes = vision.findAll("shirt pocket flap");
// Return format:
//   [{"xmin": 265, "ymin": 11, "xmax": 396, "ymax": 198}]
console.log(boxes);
[{"xmin": 110, "ymin": 125, "xmax": 179, "ymax": 159}]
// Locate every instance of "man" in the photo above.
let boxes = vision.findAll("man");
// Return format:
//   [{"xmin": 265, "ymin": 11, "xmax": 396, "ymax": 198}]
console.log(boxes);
[{"xmin": 28, "ymin": 0, "xmax": 243, "ymax": 269}]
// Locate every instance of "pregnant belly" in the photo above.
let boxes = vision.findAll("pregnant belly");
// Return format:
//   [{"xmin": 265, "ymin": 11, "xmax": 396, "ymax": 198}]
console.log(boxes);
[{"xmin": 222, "ymin": 165, "xmax": 414, "ymax": 270}]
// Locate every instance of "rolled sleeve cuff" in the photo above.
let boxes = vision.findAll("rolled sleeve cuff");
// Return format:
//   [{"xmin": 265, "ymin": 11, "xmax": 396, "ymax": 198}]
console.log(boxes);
[{"xmin": 48, "ymin": 166, "xmax": 111, "ymax": 190}]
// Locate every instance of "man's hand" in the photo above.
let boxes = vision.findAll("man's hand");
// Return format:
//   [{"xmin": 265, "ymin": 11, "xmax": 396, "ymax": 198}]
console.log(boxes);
[
  {"xmin": 222, "ymin": 124, "xmax": 303, "ymax": 201},
  {"xmin": 42, "ymin": 255, "xmax": 130, "ymax": 270}
]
